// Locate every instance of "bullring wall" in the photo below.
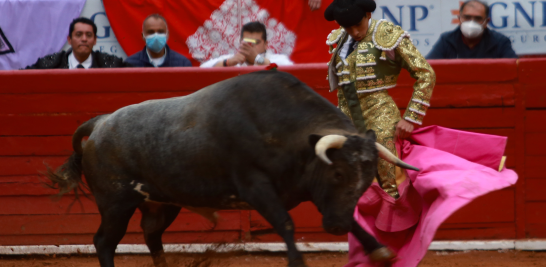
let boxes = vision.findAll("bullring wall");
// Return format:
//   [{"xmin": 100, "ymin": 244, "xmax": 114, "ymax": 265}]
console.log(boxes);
[{"xmin": 0, "ymin": 58, "xmax": 544, "ymax": 246}]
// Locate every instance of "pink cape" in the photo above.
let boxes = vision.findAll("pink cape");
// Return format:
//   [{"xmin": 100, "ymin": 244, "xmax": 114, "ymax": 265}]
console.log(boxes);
[{"xmin": 346, "ymin": 126, "xmax": 518, "ymax": 267}]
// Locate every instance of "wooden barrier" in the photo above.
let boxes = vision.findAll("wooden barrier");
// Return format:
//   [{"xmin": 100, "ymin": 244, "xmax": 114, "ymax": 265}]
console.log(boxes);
[{"xmin": 0, "ymin": 59, "xmax": 544, "ymax": 246}]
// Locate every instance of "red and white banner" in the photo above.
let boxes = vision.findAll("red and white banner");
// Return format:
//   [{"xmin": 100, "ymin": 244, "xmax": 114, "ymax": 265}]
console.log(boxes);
[{"xmin": 103, "ymin": 0, "xmax": 338, "ymax": 65}]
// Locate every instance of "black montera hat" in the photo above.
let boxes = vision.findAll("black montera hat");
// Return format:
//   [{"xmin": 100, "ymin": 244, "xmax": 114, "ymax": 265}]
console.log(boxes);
[{"xmin": 324, "ymin": 0, "xmax": 376, "ymax": 28}]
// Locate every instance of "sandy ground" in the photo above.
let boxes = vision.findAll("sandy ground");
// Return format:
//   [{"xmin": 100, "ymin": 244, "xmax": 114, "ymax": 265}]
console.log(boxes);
[{"xmin": 0, "ymin": 250, "xmax": 545, "ymax": 267}]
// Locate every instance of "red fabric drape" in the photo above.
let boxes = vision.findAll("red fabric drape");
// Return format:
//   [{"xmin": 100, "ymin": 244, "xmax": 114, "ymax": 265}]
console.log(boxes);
[{"xmin": 103, "ymin": 0, "xmax": 338, "ymax": 66}]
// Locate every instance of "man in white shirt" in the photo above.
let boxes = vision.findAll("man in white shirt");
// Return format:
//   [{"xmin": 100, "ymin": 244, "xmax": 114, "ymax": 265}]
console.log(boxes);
[
  {"xmin": 25, "ymin": 18, "xmax": 128, "ymax": 69},
  {"xmin": 200, "ymin": 22, "xmax": 293, "ymax": 68}
]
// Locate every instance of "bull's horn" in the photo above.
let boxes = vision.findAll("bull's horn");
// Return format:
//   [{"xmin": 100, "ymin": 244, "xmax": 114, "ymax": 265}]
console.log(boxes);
[
  {"xmin": 315, "ymin": 135, "xmax": 348, "ymax": 165},
  {"xmin": 375, "ymin": 143, "xmax": 420, "ymax": 171}
]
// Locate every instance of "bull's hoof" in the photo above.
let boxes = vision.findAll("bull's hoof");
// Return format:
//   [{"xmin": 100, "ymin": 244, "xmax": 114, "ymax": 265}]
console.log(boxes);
[{"xmin": 369, "ymin": 247, "xmax": 396, "ymax": 263}]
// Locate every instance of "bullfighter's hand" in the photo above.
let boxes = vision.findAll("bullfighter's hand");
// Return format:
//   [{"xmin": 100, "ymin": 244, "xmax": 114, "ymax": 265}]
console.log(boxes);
[
  {"xmin": 395, "ymin": 119, "xmax": 415, "ymax": 140},
  {"xmin": 228, "ymin": 53, "xmax": 246, "ymax": 66},
  {"xmin": 239, "ymin": 42, "xmax": 259, "ymax": 64},
  {"xmin": 308, "ymin": 0, "xmax": 321, "ymax": 11}
]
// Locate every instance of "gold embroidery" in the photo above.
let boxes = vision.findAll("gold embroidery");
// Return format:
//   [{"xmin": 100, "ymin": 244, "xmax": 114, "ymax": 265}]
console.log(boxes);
[
  {"xmin": 367, "ymin": 79, "xmax": 377, "ymax": 87},
  {"xmin": 337, "ymin": 90, "xmax": 401, "ymax": 198},
  {"xmin": 404, "ymin": 110, "xmax": 425, "ymax": 125},
  {"xmin": 356, "ymin": 68, "xmax": 366, "ymax": 76},
  {"xmin": 407, "ymin": 101, "xmax": 428, "ymax": 115},
  {"xmin": 341, "ymin": 60, "xmax": 352, "ymax": 84},
  {"xmin": 355, "ymin": 79, "xmax": 397, "ymax": 92},
  {"xmin": 373, "ymin": 20, "xmax": 407, "ymax": 50},
  {"xmin": 357, "ymin": 42, "xmax": 375, "ymax": 50},
  {"xmin": 384, "ymin": 75, "xmax": 396, "ymax": 84},
  {"xmin": 327, "ymin": 28, "xmax": 345, "ymax": 45},
  {"xmin": 396, "ymin": 38, "xmax": 435, "ymax": 125},
  {"xmin": 356, "ymin": 66, "xmax": 376, "ymax": 80},
  {"xmin": 356, "ymin": 53, "xmax": 376, "ymax": 65},
  {"xmin": 329, "ymin": 19, "xmax": 435, "ymax": 199}
]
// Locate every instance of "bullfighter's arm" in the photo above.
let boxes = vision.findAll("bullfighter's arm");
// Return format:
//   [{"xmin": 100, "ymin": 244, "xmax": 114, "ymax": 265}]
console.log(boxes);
[{"xmin": 395, "ymin": 37, "xmax": 436, "ymax": 125}]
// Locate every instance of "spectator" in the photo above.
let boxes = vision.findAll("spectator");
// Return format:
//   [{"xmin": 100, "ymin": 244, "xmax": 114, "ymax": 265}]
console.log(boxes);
[
  {"xmin": 426, "ymin": 0, "xmax": 517, "ymax": 59},
  {"xmin": 125, "ymin": 14, "xmax": 192, "ymax": 68},
  {"xmin": 200, "ymin": 22, "xmax": 293, "ymax": 68},
  {"xmin": 25, "ymin": 17, "xmax": 128, "ymax": 69}
]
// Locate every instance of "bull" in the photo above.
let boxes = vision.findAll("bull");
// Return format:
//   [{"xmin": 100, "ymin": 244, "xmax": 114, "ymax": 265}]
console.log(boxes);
[{"xmin": 46, "ymin": 71, "xmax": 417, "ymax": 267}]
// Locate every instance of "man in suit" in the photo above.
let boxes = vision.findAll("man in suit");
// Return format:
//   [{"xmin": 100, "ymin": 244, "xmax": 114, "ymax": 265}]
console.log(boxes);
[{"xmin": 25, "ymin": 17, "xmax": 128, "ymax": 69}]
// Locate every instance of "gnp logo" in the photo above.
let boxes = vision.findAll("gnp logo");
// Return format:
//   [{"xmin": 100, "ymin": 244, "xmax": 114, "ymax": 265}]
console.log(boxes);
[
  {"xmin": 487, "ymin": 1, "xmax": 546, "ymax": 45},
  {"xmin": 372, "ymin": 1, "xmax": 440, "ymax": 50}
]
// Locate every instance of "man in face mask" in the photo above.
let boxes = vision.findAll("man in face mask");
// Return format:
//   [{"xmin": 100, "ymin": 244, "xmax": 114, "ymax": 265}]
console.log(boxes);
[
  {"xmin": 125, "ymin": 14, "xmax": 192, "ymax": 67},
  {"xmin": 427, "ymin": 0, "xmax": 517, "ymax": 59}
]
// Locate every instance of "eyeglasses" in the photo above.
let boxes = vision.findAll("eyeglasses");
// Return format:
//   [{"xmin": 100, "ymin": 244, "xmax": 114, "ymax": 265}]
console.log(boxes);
[{"xmin": 460, "ymin": 15, "xmax": 486, "ymax": 24}]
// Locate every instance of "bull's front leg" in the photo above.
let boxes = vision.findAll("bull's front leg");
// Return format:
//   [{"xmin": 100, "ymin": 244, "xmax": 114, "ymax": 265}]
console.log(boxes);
[
  {"xmin": 237, "ymin": 175, "xmax": 305, "ymax": 267},
  {"xmin": 350, "ymin": 219, "xmax": 397, "ymax": 263}
]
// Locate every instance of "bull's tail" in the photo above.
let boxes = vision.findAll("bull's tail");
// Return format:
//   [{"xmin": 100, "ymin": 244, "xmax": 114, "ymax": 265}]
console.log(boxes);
[{"xmin": 44, "ymin": 115, "xmax": 107, "ymax": 199}]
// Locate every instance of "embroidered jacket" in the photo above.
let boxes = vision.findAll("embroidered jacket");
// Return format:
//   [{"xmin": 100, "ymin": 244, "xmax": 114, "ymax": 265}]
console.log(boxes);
[{"xmin": 326, "ymin": 19, "xmax": 435, "ymax": 125}]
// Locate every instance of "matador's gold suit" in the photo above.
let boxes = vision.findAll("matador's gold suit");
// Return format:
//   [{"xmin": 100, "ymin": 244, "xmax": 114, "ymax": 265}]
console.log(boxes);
[{"xmin": 327, "ymin": 19, "xmax": 436, "ymax": 198}]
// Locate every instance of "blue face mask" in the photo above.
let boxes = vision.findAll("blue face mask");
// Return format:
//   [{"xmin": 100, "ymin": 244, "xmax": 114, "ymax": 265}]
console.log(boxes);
[{"xmin": 145, "ymin": 33, "xmax": 167, "ymax": 53}]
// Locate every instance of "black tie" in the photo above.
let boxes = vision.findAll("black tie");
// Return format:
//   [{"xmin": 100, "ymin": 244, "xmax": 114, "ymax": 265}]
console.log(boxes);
[
  {"xmin": 77, "ymin": 64, "xmax": 84, "ymax": 69},
  {"xmin": 346, "ymin": 39, "xmax": 356, "ymax": 57}
]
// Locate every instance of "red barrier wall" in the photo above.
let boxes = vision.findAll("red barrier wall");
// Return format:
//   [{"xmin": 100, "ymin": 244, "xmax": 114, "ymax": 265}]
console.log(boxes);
[{"xmin": 0, "ymin": 59, "xmax": 544, "ymax": 245}]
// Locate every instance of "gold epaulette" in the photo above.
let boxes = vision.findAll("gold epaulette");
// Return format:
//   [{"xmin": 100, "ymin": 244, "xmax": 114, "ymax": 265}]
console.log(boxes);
[
  {"xmin": 372, "ymin": 19, "xmax": 410, "ymax": 51},
  {"xmin": 326, "ymin": 27, "xmax": 346, "ymax": 54},
  {"xmin": 326, "ymin": 27, "xmax": 345, "ymax": 46}
]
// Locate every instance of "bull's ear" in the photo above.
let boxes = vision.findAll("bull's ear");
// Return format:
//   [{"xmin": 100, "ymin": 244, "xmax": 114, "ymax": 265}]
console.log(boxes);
[
  {"xmin": 308, "ymin": 134, "xmax": 323, "ymax": 148},
  {"xmin": 365, "ymin": 130, "xmax": 377, "ymax": 142}
]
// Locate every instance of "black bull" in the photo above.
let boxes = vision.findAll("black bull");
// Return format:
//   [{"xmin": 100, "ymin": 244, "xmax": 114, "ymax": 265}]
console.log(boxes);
[{"xmin": 46, "ymin": 71, "xmax": 416, "ymax": 267}]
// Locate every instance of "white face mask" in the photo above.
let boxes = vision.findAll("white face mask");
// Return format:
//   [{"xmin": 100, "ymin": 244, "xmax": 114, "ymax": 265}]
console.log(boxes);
[{"xmin": 460, "ymin": 21, "xmax": 485, "ymax": 39}]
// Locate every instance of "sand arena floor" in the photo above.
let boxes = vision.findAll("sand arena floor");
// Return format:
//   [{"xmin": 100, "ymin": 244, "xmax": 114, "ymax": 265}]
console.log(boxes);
[{"xmin": 0, "ymin": 250, "xmax": 545, "ymax": 267}]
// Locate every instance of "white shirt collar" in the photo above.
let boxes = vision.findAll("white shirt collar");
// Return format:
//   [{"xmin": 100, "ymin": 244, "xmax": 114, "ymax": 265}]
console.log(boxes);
[
  {"xmin": 339, "ymin": 35, "xmax": 354, "ymax": 59},
  {"xmin": 146, "ymin": 48, "xmax": 167, "ymax": 67},
  {"xmin": 68, "ymin": 51, "xmax": 93, "ymax": 69}
]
